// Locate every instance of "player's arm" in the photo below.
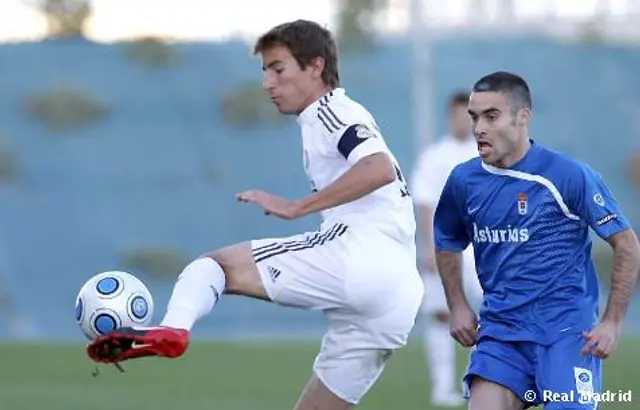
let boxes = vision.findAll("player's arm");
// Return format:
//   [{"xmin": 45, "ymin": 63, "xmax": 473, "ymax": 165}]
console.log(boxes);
[
  {"xmin": 603, "ymin": 229, "xmax": 640, "ymax": 323},
  {"xmin": 433, "ymin": 168, "xmax": 471, "ymax": 311},
  {"xmin": 572, "ymin": 164, "xmax": 640, "ymax": 324},
  {"xmin": 434, "ymin": 169, "xmax": 477, "ymax": 346},
  {"xmin": 296, "ymin": 124, "xmax": 397, "ymax": 216},
  {"xmin": 436, "ymin": 251, "xmax": 465, "ymax": 308}
]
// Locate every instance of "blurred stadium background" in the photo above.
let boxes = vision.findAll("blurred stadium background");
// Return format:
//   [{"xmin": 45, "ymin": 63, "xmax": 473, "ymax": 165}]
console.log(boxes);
[{"xmin": 0, "ymin": 1, "xmax": 639, "ymax": 409}]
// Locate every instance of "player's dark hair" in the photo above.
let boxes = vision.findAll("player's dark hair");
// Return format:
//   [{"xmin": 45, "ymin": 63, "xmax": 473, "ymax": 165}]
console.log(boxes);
[
  {"xmin": 448, "ymin": 91, "xmax": 470, "ymax": 111},
  {"xmin": 472, "ymin": 71, "xmax": 532, "ymax": 112},
  {"xmin": 253, "ymin": 20, "xmax": 340, "ymax": 88}
]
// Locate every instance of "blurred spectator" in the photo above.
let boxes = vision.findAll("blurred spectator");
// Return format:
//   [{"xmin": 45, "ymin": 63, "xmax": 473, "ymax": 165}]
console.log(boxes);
[{"xmin": 410, "ymin": 91, "xmax": 483, "ymax": 407}]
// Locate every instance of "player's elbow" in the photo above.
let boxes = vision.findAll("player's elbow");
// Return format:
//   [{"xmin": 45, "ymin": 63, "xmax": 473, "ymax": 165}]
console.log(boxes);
[
  {"xmin": 628, "ymin": 230, "xmax": 640, "ymax": 271},
  {"xmin": 371, "ymin": 153, "xmax": 397, "ymax": 186},
  {"xmin": 380, "ymin": 167, "xmax": 396, "ymax": 186},
  {"xmin": 610, "ymin": 228, "xmax": 640, "ymax": 270},
  {"xmin": 352, "ymin": 152, "xmax": 396, "ymax": 189}
]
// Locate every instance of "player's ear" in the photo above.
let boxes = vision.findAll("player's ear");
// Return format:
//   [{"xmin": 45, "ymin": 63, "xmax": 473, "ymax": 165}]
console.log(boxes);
[
  {"xmin": 310, "ymin": 57, "xmax": 325, "ymax": 80},
  {"xmin": 518, "ymin": 107, "xmax": 531, "ymax": 126}
]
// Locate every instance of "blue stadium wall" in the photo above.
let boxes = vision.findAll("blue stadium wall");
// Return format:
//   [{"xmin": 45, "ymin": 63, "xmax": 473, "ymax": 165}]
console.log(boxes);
[{"xmin": 0, "ymin": 35, "xmax": 638, "ymax": 341}]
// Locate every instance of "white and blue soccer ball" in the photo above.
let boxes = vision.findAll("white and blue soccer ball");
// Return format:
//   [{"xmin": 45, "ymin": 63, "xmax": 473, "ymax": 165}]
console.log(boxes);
[{"xmin": 75, "ymin": 271, "xmax": 154, "ymax": 340}]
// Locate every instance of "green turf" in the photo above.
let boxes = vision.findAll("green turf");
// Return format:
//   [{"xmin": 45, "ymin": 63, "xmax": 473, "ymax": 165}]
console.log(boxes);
[{"xmin": 0, "ymin": 337, "xmax": 637, "ymax": 409}]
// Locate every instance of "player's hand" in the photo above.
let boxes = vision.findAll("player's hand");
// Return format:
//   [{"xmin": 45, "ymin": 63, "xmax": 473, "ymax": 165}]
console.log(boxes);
[
  {"xmin": 236, "ymin": 190, "xmax": 303, "ymax": 220},
  {"xmin": 450, "ymin": 305, "xmax": 478, "ymax": 347},
  {"xmin": 581, "ymin": 319, "xmax": 623, "ymax": 359}
]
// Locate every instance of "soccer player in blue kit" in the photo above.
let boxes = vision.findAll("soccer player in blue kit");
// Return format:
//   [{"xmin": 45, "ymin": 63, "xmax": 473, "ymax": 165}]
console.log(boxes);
[{"xmin": 433, "ymin": 71, "xmax": 640, "ymax": 410}]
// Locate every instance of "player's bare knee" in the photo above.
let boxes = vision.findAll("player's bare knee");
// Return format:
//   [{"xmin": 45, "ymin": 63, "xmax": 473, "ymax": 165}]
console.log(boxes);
[
  {"xmin": 201, "ymin": 243, "xmax": 268, "ymax": 300},
  {"xmin": 201, "ymin": 245, "xmax": 250, "ymax": 294}
]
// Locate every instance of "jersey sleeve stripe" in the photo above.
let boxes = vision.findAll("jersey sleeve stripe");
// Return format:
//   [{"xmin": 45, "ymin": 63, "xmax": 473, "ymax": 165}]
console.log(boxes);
[
  {"xmin": 318, "ymin": 107, "xmax": 341, "ymax": 132},
  {"xmin": 315, "ymin": 92, "xmax": 348, "ymax": 134},
  {"xmin": 481, "ymin": 162, "xmax": 580, "ymax": 220},
  {"xmin": 317, "ymin": 112, "xmax": 335, "ymax": 133},
  {"xmin": 319, "ymin": 99, "xmax": 347, "ymax": 128}
]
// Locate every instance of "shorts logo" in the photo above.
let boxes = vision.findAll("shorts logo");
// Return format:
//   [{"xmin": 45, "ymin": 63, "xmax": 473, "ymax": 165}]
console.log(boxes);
[
  {"xmin": 578, "ymin": 372, "xmax": 590, "ymax": 383},
  {"xmin": 267, "ymin": 266, "xmax": 281, "ymax": 282},
  {"xmin": 517, "ymin": 193, "xmax": 527, "ymax": 215},
  {"xmin": 593, "ymin": 193, "xmax": 605, "ymax": 206},
  {"xmin": 573, "ymin": 367, "xmax": 595, "ymax": 404}
]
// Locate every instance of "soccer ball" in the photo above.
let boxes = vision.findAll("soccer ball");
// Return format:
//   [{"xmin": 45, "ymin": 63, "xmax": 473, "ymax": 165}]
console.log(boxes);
[{"xmin": 75, "ymin": 271, "xmax": 154, "ymax": 340}]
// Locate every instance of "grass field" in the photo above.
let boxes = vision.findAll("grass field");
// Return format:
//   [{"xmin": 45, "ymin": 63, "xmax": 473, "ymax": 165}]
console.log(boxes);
[{"xmin": 0, "ymin": 337, "xmax": 638, "ymax": 410}]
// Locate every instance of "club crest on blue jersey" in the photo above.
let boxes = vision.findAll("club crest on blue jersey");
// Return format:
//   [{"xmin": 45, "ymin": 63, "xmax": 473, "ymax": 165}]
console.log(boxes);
[
  {"xmin": 593, "ymin": 193, "xmax": 605, "ymax": 206},
  {"xmin": 517, "ymin": 192, "xmax": 528, "ymax": 215}
]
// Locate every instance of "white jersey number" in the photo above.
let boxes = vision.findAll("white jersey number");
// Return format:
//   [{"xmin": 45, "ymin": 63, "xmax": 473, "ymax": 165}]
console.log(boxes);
[{"xmin": 395, "ymin": 164, "xmax": 410, "ymax": 198}]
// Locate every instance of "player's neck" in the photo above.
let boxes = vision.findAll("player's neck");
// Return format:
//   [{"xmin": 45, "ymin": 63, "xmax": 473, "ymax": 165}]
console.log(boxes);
[
  {"xmin": 497, "ymin": 137, "xmax": 531, "ymax": 168},
  {"xmin": 297, "ymin": 86, "xmax": 334, "ymax": 115}
]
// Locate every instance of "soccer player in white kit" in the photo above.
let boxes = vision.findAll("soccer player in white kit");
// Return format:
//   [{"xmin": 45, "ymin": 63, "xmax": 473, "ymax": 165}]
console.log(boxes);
[
  {"xmin": 87, "ymin": 19, "xmax": 424, "ymax": 410},
  {"xmin": 410, "ymin": 91, "xmax": 483, "ymax": 407}
]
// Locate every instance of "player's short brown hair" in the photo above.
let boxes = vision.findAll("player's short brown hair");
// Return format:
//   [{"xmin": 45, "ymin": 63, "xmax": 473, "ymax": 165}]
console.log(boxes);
[
  {"xmin": 253, "ymin": 19, "xmax": 340, "ymax": 88},
  {"xmin": 473, "ymin": 71, "xmax": 532, "ymax": 111}
]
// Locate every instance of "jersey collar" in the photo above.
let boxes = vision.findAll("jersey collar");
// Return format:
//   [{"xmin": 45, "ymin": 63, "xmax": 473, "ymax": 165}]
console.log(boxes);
[
  {"xmin": 297, "ymin": 88, "xmax": 345, "ymax": 125},
  {"xmin": 481, "ymin": 139, "xmax": 539, "ymax": 173}
]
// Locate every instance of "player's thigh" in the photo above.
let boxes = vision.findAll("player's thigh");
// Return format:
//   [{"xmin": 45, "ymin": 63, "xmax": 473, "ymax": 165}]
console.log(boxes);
[
  {"xmin": 293, "ymin": 374, "xmax": 353, "ymax": 410},
  {"xmin": 464, "ymin": 336, "xmax": 538, "ymax": 409},
  {"xmin": 203, "ymin": 242, "xmax": 269, "ymax": 301},
  {"xmin": 536, "ymin": 332, "xmax": 602, "ymax": 409},
  {"xmin": 312, "ymin": 318, "xmax": 395, "ymax": 406},
  {"xmin": 340, "ymin": 228, "xmax": 424, "ymax": 321},
  {"xmin": 469, "ymin": 376, "xmax": 526, "ymax": 410},
  {"xmin": 250, "ymin": 223, "xmax": 350, "ymax": 310},
  {"xmin": 311, "ymin": 273, "xmax": 423, "ymax": 405}
]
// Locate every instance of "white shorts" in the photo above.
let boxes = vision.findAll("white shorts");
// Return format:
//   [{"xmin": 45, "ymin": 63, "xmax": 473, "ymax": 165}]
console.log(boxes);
[
  {"xmin": 251, "ymin": 222, "xmax": 424, "ymax": 404},
  {"xmin": 421, "ymin": 247, "xmax": 483, "ymax": 314}
]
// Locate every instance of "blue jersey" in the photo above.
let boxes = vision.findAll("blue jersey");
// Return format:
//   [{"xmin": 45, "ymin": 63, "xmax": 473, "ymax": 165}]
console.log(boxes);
[{"xmin": 434, "ymin": 140, "xmax": 631, "ymax": 345}]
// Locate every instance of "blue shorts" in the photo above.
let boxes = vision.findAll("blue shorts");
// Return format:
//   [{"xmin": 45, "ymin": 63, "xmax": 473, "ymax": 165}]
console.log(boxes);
[{"xmin": 463, "ymin": 333, "xmax": 602, "ymax": 409}]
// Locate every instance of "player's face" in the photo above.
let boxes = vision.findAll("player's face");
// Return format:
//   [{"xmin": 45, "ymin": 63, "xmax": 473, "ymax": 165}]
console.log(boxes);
[
  {"xmin": 468, "ymin": 91, "xmax": 528, "ymax": 167},
  {"xmin": 260, "ymin": 45, "xmax": 325, "ymax": 115},
  {"xmin": 449, "ymin": 103, "xmax": 471, "ymax": 140}
]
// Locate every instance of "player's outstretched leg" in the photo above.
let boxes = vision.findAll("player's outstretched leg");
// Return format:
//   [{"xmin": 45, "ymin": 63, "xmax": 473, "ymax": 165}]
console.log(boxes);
[{"xmin": 86, "ymin": 242, "xmax": 268, "ymax": 363}]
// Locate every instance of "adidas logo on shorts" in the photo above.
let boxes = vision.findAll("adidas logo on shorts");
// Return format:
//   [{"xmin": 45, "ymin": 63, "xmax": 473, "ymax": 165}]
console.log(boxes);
[{"xmin": 267, "ymin": 266, "xmax": 281, "ymax": 282}]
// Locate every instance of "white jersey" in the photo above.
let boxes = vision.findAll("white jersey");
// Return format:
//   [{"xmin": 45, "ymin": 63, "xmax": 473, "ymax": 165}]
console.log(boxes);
[
  {"xmin": 297, "ymin": 88, "xmax": 415, "ymax": 243},
  {"xmin": 410, "ymin": 135, "xmax": 478, "ymax": 209},
  {"xmin": 250, "ymin": 92, "xmax": 424, "ymax": 407}
]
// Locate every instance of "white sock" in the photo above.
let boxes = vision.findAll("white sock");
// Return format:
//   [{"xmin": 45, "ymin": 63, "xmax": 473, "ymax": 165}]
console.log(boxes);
[
  {"xmin": 159, "ymin": 257, "xmax": 226, "ymax": 331},
  {"xmin": 424, "ymin": 319, "xmax": 457, "ymax": 398}
]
